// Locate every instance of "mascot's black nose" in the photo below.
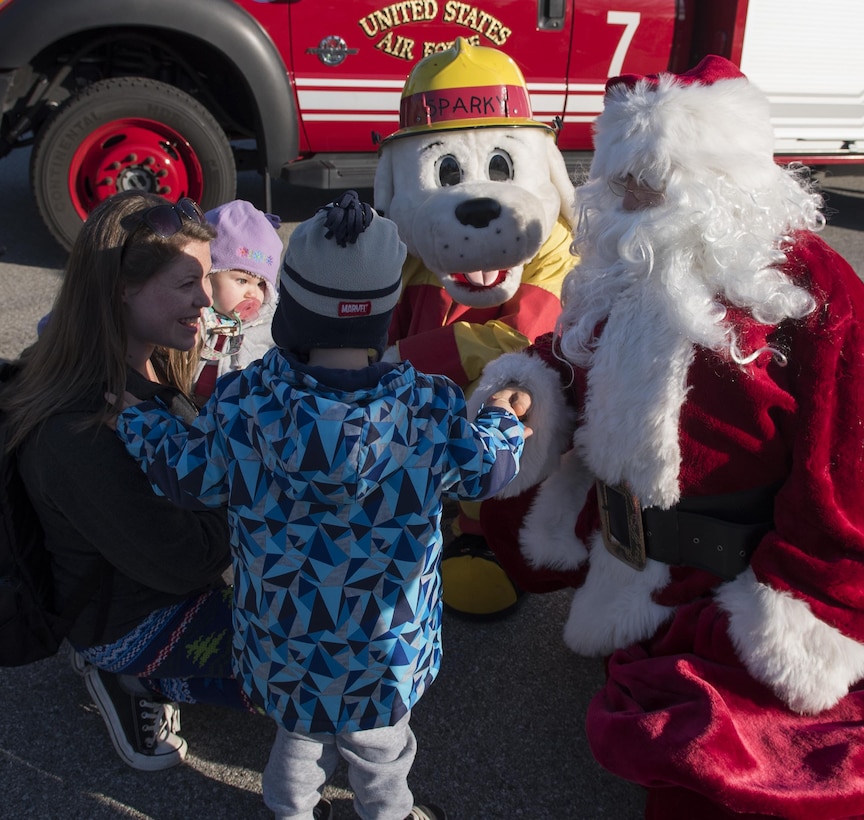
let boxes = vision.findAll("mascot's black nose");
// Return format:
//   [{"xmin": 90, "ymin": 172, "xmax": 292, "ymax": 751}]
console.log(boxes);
[{"xmin": 455, "ymin": 198, "xmax": 501, "ymax": 229}]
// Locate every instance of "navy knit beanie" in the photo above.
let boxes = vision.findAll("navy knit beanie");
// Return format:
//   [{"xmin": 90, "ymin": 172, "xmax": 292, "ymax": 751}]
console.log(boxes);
[{"xmin": 271, "ymin": 191, "xmax": 406, "ymax": 357}]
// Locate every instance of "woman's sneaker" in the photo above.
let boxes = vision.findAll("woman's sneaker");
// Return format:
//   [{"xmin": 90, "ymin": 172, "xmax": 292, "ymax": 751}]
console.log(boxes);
[
  {"xmin": 68, "ymin": 645, "xmax": 89, "ymax": 676},
  {"xmin": 406, "ymin": 805, "xmax": 448, "ymax": 820},
  {"xmin": 84, "ymin": 666, "xmax": 187, "ymax": 771}
]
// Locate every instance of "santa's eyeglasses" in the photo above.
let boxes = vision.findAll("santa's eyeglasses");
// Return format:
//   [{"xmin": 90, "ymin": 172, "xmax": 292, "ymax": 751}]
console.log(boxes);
[
  {"xmin": 139, "ymin": 197, "xmax": 206, "ymax": 238},
  {"xmin": 608, "ymin": 175, "xmax": 665, "ymax": 206}
]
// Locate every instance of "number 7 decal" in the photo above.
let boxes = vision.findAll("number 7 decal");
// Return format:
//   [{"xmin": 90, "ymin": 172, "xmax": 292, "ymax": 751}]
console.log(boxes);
[{"xmin": 606, "ymin": 11, "xmax": 640, "ymax": 77}]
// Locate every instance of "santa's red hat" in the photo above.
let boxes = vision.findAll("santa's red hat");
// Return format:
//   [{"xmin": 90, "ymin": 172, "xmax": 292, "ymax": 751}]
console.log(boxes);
[
  {"xmin": 590, "ymin": 55, "xmax": 777, "ymax": 190},
  {"xmin": 605, "ymin": 54, "xmax": 746, "ymax": 95}
]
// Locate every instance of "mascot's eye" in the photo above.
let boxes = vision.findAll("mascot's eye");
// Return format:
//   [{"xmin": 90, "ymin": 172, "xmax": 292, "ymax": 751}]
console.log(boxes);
[
  {"xmin": 436, "ymin": 155, "xmax": 463, "ymax": 187},
  {"xmin": 488, "ymin": 151, "xmax": 514, "ymax": 182}
]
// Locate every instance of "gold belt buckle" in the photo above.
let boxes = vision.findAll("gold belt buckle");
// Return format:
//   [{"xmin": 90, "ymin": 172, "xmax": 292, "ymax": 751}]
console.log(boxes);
[{"xmin": 596, "ymin": 480, "xmax": 647, "ymax": 571}]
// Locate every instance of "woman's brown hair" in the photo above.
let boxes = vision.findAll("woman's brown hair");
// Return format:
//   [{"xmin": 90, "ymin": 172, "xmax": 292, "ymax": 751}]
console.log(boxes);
[{"xmin": 2, "ymin": 191, "xmax": 216, "ymax": 449}]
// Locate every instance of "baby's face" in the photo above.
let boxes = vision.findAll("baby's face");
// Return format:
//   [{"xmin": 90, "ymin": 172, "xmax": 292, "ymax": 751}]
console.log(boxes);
[{"xmin": 209, "ymin": 269, "xmax": 267, "ymax": 319}]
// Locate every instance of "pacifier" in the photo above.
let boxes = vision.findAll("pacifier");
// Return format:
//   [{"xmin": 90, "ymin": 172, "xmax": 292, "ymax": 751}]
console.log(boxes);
[{"xmin": 233, "ymin": 297, "xmax": 262, "ymax": 322}]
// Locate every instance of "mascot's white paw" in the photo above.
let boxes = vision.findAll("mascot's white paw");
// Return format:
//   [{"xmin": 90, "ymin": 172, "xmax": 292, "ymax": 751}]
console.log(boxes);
[
  {"xmin": 718, "ymin": 568, "xmax": 864, "ymax": 714},
  {"xmin": 519, "ymin": 449, "xmax": 591, "ymax": 571}
]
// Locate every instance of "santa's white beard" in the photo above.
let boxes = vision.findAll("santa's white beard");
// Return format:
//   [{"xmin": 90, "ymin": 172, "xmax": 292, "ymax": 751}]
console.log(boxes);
[
  {"xmin": 557, "ymin": 183, "xmax": 814, "ymax": 506},
  {"xmin": 569, "ymin": 254, "xmax": 696, "ymax": 508},
  {"xmin": 561, "ymin": 198, "xmax": 732, "ymax": 366},
  {"xmin": 559, "ymin": 178, "xmax": 817, "ymax": 367}
]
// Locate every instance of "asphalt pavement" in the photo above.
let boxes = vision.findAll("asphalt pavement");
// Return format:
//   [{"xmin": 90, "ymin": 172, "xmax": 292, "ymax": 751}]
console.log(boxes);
[{"xmin": 1, "ymin": 147, "xmax": 862, "ymax": 820}]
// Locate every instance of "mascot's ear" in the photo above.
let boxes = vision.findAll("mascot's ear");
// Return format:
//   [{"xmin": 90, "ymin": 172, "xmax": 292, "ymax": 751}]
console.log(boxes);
[
  {"xmin": 547, "ymin": 139, "xmax": 577, "ymax": 230},
  {"xmin": 373, "ymin": 149, "xmax": 395, "ymax": 217}
]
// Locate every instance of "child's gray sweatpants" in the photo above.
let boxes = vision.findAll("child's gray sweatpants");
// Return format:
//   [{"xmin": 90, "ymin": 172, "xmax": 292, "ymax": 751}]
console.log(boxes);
[{"xmin": 263, "ymin": 712, "xmax": 417, "ymax": 820}]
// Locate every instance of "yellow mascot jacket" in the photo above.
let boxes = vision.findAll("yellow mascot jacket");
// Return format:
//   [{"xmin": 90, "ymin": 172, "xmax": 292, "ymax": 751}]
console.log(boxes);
[{"xmin": 388, "ymin": 217, "xmax": 573, "ymax": 390}]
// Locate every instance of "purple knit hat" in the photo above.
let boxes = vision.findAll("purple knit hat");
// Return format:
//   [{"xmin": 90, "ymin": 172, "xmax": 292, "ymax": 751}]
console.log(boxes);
[{"xmin": 205, "ymin": 200, "xmax": 284, "ymax": 303}]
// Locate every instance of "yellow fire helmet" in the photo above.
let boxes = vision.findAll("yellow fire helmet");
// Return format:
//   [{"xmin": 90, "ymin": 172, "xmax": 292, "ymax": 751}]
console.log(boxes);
[{"xmin": 380, "ymin": 37, "xmax": 555, "ymax": 145}]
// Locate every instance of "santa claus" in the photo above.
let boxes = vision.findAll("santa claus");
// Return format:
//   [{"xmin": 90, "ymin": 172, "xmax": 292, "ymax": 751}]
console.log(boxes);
[{"xmin": 471, "ymin": 56, "xmax": 864, "ymax": 819}]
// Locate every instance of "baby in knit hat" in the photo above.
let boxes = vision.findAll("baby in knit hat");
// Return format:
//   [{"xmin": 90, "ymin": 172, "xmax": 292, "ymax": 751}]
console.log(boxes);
[
  {"xmin": 193, "ymin": 199, "xmax": 284, "ymax": 402},
  {"xmin": 115, "ymin": 190, "xmax": 532, "ymax": 820}
]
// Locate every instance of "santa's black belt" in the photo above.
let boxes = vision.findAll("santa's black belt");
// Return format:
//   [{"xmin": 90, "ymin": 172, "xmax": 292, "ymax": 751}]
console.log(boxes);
[{"xmin": 596, "ymin": 480, "xmax": 777, "ymax": 581}]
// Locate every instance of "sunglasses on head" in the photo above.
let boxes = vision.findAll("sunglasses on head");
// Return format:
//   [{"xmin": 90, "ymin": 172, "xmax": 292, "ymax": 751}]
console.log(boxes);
[{"xmin": 140, "ymin": 197, "xmax": 206, "ymax": 238}]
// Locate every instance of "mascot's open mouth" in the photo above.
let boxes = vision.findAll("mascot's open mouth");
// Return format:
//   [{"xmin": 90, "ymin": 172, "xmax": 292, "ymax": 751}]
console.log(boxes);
[{"xmin": 450, "ymin": 270, "xmax": 508, "ymax": 291}]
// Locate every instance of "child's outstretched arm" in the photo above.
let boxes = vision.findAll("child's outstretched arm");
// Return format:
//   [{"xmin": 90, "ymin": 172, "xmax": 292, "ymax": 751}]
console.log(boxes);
[
  {"xmin": 441, "ymin": 379, "xmax": 530, "ymax": 502},
  {"xmin": 113, "ymin": 394, "xmax": 232, "ymax": 510}
]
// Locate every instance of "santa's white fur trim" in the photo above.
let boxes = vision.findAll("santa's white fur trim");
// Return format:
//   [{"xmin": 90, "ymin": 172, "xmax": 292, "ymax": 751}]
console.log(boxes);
[
  {"xmin": 717, "ymin": 567, "xmax": 864, "ymax": 714},
  {"xmin": 563, "ymin": 533, "xmax": 673, "ymax": 656},
  {"xmin": 519, "ymin": 448, "xmax": 591, "ymax": 570},
  {"xmin": 593, "ymin": 71, "xmax": 777, "ymax": 195},
  {"xmin": 468, "ymin": 351, "xmax": 575, "ymax": 495}
]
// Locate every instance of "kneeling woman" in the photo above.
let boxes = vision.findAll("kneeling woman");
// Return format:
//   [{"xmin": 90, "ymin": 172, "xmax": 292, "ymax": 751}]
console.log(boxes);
[{"xmin": 2, "ymin": 192, "xmax": 253, "ymax": 771}]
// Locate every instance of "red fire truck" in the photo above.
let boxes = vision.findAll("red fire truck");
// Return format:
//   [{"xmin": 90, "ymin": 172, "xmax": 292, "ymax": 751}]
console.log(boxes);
[{"xmin": 0, "ymin": 0, "xmax": 861, "ymax": 249}]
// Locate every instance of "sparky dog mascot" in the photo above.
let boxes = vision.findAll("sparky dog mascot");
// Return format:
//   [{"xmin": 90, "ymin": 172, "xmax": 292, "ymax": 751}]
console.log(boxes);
[
  {"xmin": 471, "ymin": 56, "xmax": 864, "ymax": 818},
  {"xmin": 374, "ymin": 37, "xmax": 576, "ymax": 618}
]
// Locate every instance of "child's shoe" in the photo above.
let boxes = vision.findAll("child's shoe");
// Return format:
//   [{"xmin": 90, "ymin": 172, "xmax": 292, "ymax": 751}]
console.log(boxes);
[
  {"xmin": 406, "ymin": 805, "xmax": 447, "ymax": 820},
  {"xmin": 313, "ymin": 798, "xmax": 333, "ymax": 820}
]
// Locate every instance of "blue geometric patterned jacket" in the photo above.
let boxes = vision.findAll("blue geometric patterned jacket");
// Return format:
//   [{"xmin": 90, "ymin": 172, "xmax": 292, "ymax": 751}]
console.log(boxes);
[{"xmin": 116, "ymin": 347, "xmax": 525, "ymax": 733}]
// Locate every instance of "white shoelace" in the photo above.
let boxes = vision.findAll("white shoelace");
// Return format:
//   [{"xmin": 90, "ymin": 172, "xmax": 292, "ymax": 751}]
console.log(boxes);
[{"xmin": 138, "ymin": 700, "xmax": 180, "ymax": 747}]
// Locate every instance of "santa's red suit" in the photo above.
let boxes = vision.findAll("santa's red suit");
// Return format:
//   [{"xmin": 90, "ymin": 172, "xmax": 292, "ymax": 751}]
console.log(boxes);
[{"xmin": 471, "ymin": 56, "xmax": 864, "ymax": 820}]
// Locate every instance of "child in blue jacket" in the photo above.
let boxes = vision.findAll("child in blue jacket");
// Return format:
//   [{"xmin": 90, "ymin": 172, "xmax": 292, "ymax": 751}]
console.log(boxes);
[{"xmin": 114, "ymin": 191, "xmax": 530, "ymax": 820}]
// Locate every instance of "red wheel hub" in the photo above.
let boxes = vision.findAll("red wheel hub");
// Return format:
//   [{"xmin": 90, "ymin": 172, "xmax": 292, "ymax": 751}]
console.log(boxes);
[{"xmin": 68, "ymin": 118, "xmax": 205, "ymax": 218}]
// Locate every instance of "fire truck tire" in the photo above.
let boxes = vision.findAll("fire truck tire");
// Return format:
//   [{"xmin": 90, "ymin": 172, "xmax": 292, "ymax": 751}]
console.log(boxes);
[{"xmin": 30, "ymin": 76, "xmax": 236, "ymax": 251}]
